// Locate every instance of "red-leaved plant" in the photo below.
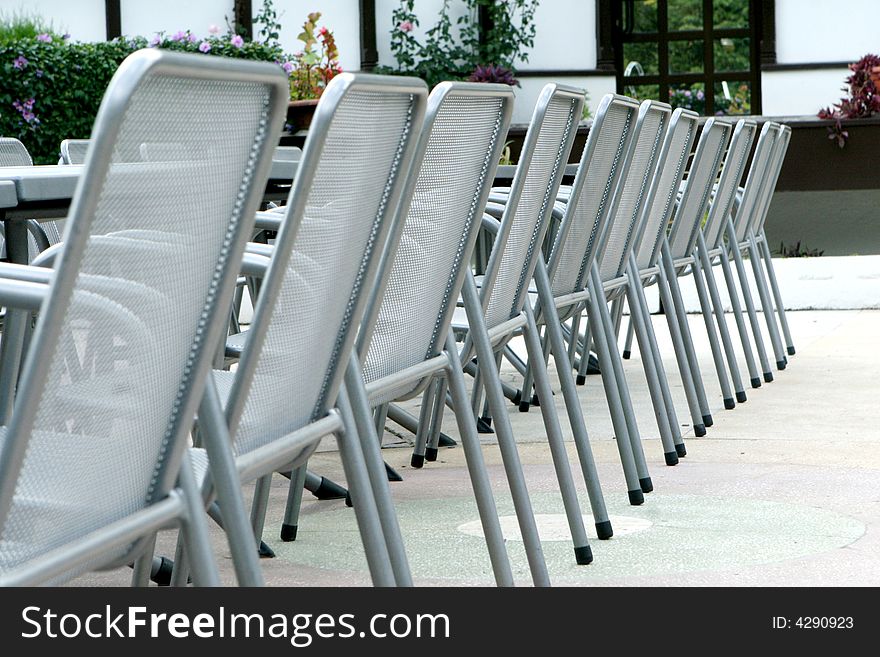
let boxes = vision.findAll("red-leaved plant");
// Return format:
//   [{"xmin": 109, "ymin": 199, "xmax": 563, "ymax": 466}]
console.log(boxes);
[{"xmin": 818, "ymin": 54, "xmax": 880, "ymax": 148}]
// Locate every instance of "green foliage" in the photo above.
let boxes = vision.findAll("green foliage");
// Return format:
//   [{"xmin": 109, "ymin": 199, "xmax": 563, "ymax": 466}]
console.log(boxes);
[
  {"xmin": 381, "ymin": 0, "xmax": 538, "ymax": 88},
  {"xmin": 288, "ymin": 12, "xmax": 341, "ymax": 101},
  {"xmin": 0, "ymin": 8, "xmax": 57, "ymax": 44}
]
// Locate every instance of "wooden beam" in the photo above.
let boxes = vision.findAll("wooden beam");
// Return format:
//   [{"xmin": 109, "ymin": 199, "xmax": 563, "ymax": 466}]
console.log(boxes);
[
  {"xmin": 105, "ymin": 0, "xmax": 121, "ymax": 40},
  {"xmin": 235, "ymin": 0, "xmax": 253, "ymax": 41},
  {"xmin": 359, "ymin": 0, "xmax": 378, "ymax": 71}
]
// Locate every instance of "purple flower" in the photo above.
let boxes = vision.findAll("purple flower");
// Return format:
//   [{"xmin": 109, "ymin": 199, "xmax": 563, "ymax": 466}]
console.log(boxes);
[
  {"xmin": 230, "ymin": 34, "xmax": 244, "ymax": 48},
  {"xmin": 208, "ymin": 24, "xmax": 220, "ymax": 35},
  {"xmin": 149, "ymin": 34, "xmax": 162, "ymax": 47},
  {"xmin": 35, "ymin": 69, "xmax": 43, "ymax": 78},
  {"xmin": 171, "ymin": 30, "xmax": 187, "ymax": 42},
  {"xmin": 13, "ymin": 98, "xmax": 38, "ymax": 125},
  {"xmin": 13, "ymin": 55, "xmax": 28, "ymax": 70},
  {"xmin": 282, "ymin": 60, "xmax": 294, "ymax": 74},
  {"xmin": 62, "ymin": 33, "xmax": 70, "ymax": 40},
  {"xmin": 198, "ymin": 41, "xmax": 211, "ymax": 53},
  {"xmin": 684, "ymin": 90, "xmax": 692, "ymax": 97},
  {"xmin": 36, "ymin": 33, "xmax": 52, "ymax": 43},
  {"xmin": 696, "ymin": 90, "xmax": 704, "ymax": 100},
  {"xmin": 188, "ymin": 33, "xmax": 197, "ymax": 43}
]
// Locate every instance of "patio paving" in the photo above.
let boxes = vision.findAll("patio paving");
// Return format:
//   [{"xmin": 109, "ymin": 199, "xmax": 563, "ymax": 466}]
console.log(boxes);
[{"xmin": 73, "ymin": 309, "xmax": 880, "ymax": 586}]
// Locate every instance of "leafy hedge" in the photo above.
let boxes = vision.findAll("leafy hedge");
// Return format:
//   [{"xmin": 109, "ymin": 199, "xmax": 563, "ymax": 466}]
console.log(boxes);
[{"xmin": 1, "ymin": 32, "xmax": 289, "ymax": 164}]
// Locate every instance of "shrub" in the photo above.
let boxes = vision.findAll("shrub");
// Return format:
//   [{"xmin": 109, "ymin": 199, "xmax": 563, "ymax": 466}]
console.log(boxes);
[{"xmin": 818, "ymin": 53, "xmax": 880, "ymax": 148}]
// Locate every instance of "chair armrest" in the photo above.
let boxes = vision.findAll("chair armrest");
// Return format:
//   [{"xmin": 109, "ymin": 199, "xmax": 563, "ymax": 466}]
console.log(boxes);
[
  {"xmin": 481, "ymin": 212, "xmax": 501, "ymax": 235},
  {"xmin": 30, "ymin": 243, "xmax": 65, "ymax": 269},
  {"xmin": 241, "ymin": 250, "xmax": 271, "ymax": 278},
  {"xmin": 254, "ymin": 210, "xmax": 285, "ymax": 232},
  {"xmin": 0, "ymin": 262, "xmax": 54, "ymax": 285},
  {"xmin": 244, "ymin": 242, "xmax": 274, "ymax": 259}
]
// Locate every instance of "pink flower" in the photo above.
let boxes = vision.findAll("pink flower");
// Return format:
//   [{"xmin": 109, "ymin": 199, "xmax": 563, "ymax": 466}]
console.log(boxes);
[
  {"xmin": 398, "ymin": 20, "xmax": 414, "ymax": 33},
  {"xmin": 36, "ymin": 33, "xmax": 52, "ymax": 43},
  {"xmin": 319, "ymin": 26, "xmax": 329, "ymax": 36},
  {"xmin": 282, "ymin": 60, "xmax": 294, "ymax": 74},
  {"xmin": 230, "ymin": 34, "xmax": 244, "ymax": 48},
  {"xmin": 149, "ymin": 34, "xmax": 162, "ymax": 47},
  {"xmin": 199, "ymin": 41, "xmax": 211, "ymax": 53},
  {"xmin": 187, "ymin": 33, "xmax": 197, "ymax": 43},
  {"xmin": 171, "ymin": 30, "xmax": 187, "ymax": 42},
  {"xmin": 208, "ymin": 24, "xmax": 220, "ymax": 35}
]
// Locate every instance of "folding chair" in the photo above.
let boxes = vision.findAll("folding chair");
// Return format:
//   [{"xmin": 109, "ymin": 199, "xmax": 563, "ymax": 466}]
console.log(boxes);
[
  {"xmin": 188, "ymin": 73, "xmax": 428, "ymax": 587},
  {"xmin": 0, "ymin": 48, "xmax": 289, "ymax": 586},
  {"xmin": 59, "ymin": 139, "xmax": 91, "ymax": 165}
]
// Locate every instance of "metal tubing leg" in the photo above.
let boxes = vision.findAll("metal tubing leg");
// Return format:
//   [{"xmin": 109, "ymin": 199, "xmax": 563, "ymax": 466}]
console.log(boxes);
[
  {"xmin": 576, "ymin": 307, "xmax": 593, "ymax": 383},
  {"xmin": 610, "ymin": 295, "xmax": 625, "ymax": 339},
  {"xmin": 567, "ymin": 307, "xmax": 582, "ymax": 364},
  {"xmin": 585, "ymin": 277, "xmax": 644, "ymax": 504},
  {"xmin": 727, "ymin": 218, "xmax": 772, "ymax": 382},
  {"xmin": 250, "ymin": 475, "xmax": 273, "ymax": 553},
  {"xmin": 533, "ymin": 263, "xmax": 611, "ymax": 537},
  {"xmin": 661, "ymin": 244, "xmax": 712, "ymax": 425},
  {"xmin": 697, "ymin": 233, "xmax": 746, "ymax": 402},
  {"xmin": 425, "ymin": 377, "xmax": 448, "ymax": 460},
  {"xmin": 195, "ymin": 379, "xmax": 265, "ymax": 586},
  {"xmin": 463, "ymin": 275, "xmax": 550, "ymax": 586},
  {"xmin": 656, "ymin": 263, "xmax": 706, "ymax": 436},
  {"xmin": 691, "ymin": 250, "xmax": 735, "ymax": 407},
  {"xmin": 747, "ymin": 234, "xmax": 786, "ymax": 369},
  {"xmin": 444, "ymin": 334, "xmax": 516, "ymax": 587},
  {"xmin": 130, "ymin": 535, "xmax": 157, "ymax": 587},
  {"xmin": 622, "ymin": 314, "xmax": 635, "ymax": 359},
  {"xmin": 522, "ymin": 305, "xmax": 593, "ymax": 564},
  {"xmin": 0, "ymin": 309, "xmax": 28, "ymax": 424},
  {"xmin": 718, "ymin": 245, "xmax": 761, "ymax": 388},
  {"xmin": 591, "ymin": 266, "xmax": 651, "ymax": 493},
  {"xmin": 343, "ymin": 358, "xmax": 410, "ymax": 586},
  {"xmin": 625, "ymin": 269, "xmax": 678, "ymax": 464},
  {"xmin": 411, "ymin": 380, "xmax": 438, "ymax": 468},
  {"xmin": 630, "ymin": 265, "xmax": 686, "ymax": 457},
  {"xmin": 176, "ymin": 450, "xmax": 222, "ymax": 587},
  {"xmin": 759, "ymin": 231, "xmax": 795, "ymax": 355},
  {"xmin": 280, "ymin": 465, "xmax": 308, "ymax": 542}
]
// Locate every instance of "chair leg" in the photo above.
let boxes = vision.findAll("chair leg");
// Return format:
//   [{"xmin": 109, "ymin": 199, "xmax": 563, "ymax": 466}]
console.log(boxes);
[
  {"xmin": 130, "ymin": 535, "xmax": 157, "ymax": 587},
  {"xmin": 411, "ymin": 381, "xmax": 437, "ymax": 468},
  {"xmin": 758, "ymin": 232, "xmax": 795, "ymax": 356},
  {"xmin": 444, "ymin": 334, "xmax": 515, "ymax": 587},
  {"xmin": 533, "ymin": 262, "xmax": 612, "ymax": 538},
  {"xmin": 625, "ymin": 269, "xmax": 679, "ymax": 465},
  {"xmin": 748, "ymin": 234, "xmax": 787, "ymax": 370},
  {"xmin": 249, "ymin": 475, "xmax": 274, "ymax": 557},
  {"xmin": 567, "ymin": 307, "xmax": 582, "ymax": 364},
  {"xmin": 622, "ymin": 313, "xmax": 635, "ymax": 359},
  {"xmin": 576, "ymin": 307, "xmax": 594, "ymax": 384},
  {"xmin": 522, "ymin": 304, "xmax": 593, "ymax": 564},
  {"xmin": 718, "ymin": 246, "xmax": 761, "ymax": 388},
  {"xmin": 280, "ymin": 465, "xmax": 308, "ymax": 542},
  {"xmin": 591, "ymin": 265, "xmax": 651, "ymax": 494},
  {"xmin": 727, "ymin": 218, "xmax": 773, "ymax": 382},
  {"xmin": 661, "ymin": 244, "xmax": 713, "ymax": 427},
  {"xmin": 176, "ymin": 450, "xmax": 223, "ymax": 587},
  {"xmin": 691, "ymin": 249, "xmax": 736, "ymax": 409},
  {"xmin": 657, "ymin": 264, "xmax": 707, "ymax": 437},
  {"xmin": 585, "ymin": 276, "xmax": 644, "ymax": 505},
  {"xmin": 463, "ymin": 275, "xmax": 550, "ymax": 586},
  {"xmin": 343, "ymin": 358, "xmax": 410, "ymax": 586},
  {"xmin": 425, "ymin": 377, "xmax": 448, "ymax": 461}
]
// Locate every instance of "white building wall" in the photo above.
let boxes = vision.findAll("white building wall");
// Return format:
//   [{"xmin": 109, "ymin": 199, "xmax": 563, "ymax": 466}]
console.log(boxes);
[
  {"xmin": 514, "ymin": 75, "xmax": 615, "ymax": 124},
  {"xmin": 119, "ymin": 0, "xmax": 233, "ymax": 40},
  {"xmin": 761, "ymin": 69, "xmax": 852, "ymax": 117},
  {"xmin": 7, "ymin": 0, "xmax": 106, "ymax": 42},
  {"xmin": 776, "ymin": 0, "xmax": 877, "ymax": 64},
  {"xmin": 515, "ymin": 1, "xmax": 596, "ymax": 71}
]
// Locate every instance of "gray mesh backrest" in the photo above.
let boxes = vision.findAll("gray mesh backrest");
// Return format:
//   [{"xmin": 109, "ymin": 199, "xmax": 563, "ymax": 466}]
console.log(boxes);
[
  {"xmin": 548, "ymin": 94, "xmax": 638, "ymax": 297},
  {"xmin": 703, "ymin": 119, "xmax": 757, "ymax": 249},
  {"xmin": 667, "ymin": 118, "xmax": 733, "ymax": 260},
  {"xmin": 734, "ymin": 121, "xmax": 776, "ymax": 243},
  {"xmin": 482, "ymin": 86, "xmax": 581, "ymax": 328},
  {"xmin": 60, "ymin": 139, "xmax": 90, "ymax": 165},
  {"xmin": 227, "ymin": 76, "xmax": 425, "ymax": 457},
  {"xmin": 0, "ymin": 50, "xmax": 285, "ymax": 575},
  {"xmin": 634, "ymin": 109, "xmax": 698, "ymax": 270},
  {"xmin": 596, "ymin": 100, "xmax": 670, "ymax": 282},
  {"xmin": 362, "ymin": 84, "xmax": 512, "ymax": 404},
  {"xmin": 751, "ymin": 124, "xmax": 790, "ymax": 236},
  {"xmin": 0, "ymin": 138, "xmax": 32, "ymax": 166}
]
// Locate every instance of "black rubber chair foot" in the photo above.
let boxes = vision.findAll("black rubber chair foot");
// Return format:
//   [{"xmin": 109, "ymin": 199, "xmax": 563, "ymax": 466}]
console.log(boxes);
[
  {"xmin": 480, "ymin": 415, "xmax": 492, "ymax": 429},
  {"xmin": 750, "ymin": 377, "xmax": 762, "ymax": 389},
  {"xmin": 736, "ymin": 390, "xmax": 747, "ymax": 404},
  {"xmin": 664, "ymin": 451, "xmax": 679, "ymax": 466},
  {"xmin": 313, "ymin": 477, "xmax": 348, "ymax": 500},
  {"xmin": 385, "ymin": 462, "xmax": 403, "ymax": 482},
  {"xmin": 518, "ymin": 401, "xmax": 531, "ymax": 413},
  {"xmin": 258, "ymin": 541, "xmax": 275, "ymax": 559},
  {"xmin": 628, "ymin": 489, "xmax": 645, "ymax": 506},
  {"xmin": 787, "ymin": 346, "xmax": 796, "ymax": 356},
  {"xmin": 574, "ymin": 545, "xmax": 593, "ymax": 565},
  {"xmin": 425, "ymin": 447, "xmax": 438, "ymax": 462},
  {"xmin": 437, "ymin": 433, "xmax": 456, "ymax": 447},
  {"xmin": 763, "ymin": 371, "xmax": 774, "ymax": 383},
  {"xmin": 723, "ymin": 397, "xmax": 735, "ymax": 410},
  {"xmin": 639, "ymin": 476, "xmax": 653, "ymax": 493},
  {"xmin": 703, "ymin": 414, "xmax": 714, "ymax": 427},
  {"xmin": 531, "ymin": 394, "xmax": 541, "ymax": 407},
  {"xmin": 675, "ymin": 442, "xmax": 687, "ymax": 457},
  {"xmin": 587, "ymin": 353, "xmax": 601, "ymax": 374},
  {"xmin": 694, "ymin": 424, "xmax": 707, "ymax": 437},
  {"xmin": 280, "ymin": 523, "xmax": 298, "ymax": 542},
  {"xmin": 777, "ymin": 359, "xmax": 786, "ymax": 370},
  {"xmin": 512, "ymin": 390, "xmax": 522, "ymax": 406},
  {"xmin": 344, "ymin": 492, "xmax": 352, "ymax": 508},
  {"xmin": 595, "ymin": 520, "xmax": 613, "ymax": 540},
  {"xmin": 410, "ymin": 453, "xmax": 425, "ymax": 469},
  {"xmin": 476, "ymin": 417, "xmax": 494, "ymax": 434},
  {"xmin": 151, "ymin": 557, "xmax": 175, "ymax": 587},
  {"xmin": 576, "ymin": 374, "xmax": 586, "ymax": 385},
  {"xmin": 622, "ymin": 350, "xmax": 631, "ymax": 360}
]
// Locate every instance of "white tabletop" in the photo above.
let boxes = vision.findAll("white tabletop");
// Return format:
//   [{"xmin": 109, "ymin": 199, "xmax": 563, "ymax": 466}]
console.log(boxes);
[{"xmin": 0, "ymin": 181, "xmax": 17, "ymax": 208}]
